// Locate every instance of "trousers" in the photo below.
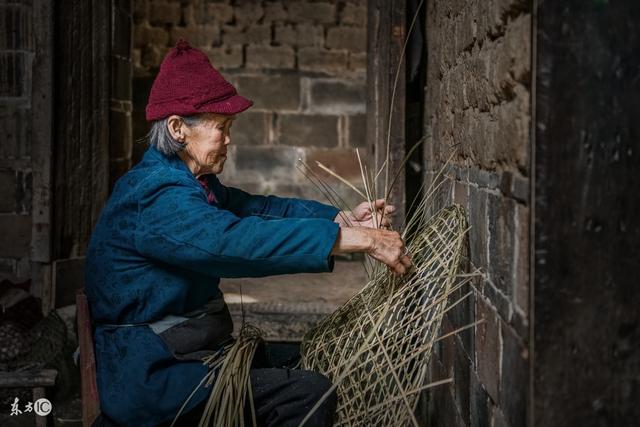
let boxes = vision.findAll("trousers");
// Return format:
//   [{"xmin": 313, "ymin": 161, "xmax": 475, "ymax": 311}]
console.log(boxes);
[
  {"xmin": 166, "ymin": 367, "xmax": 337, "ymax": 427},
  {"xmin": 93, "ymin": 342, "xmax": 337, "ymax": 427}
]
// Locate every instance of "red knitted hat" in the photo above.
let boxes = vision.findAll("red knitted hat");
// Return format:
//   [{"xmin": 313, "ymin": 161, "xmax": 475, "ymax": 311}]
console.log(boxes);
[{"xmin": 145, "ymin": 40, "xmax": 253, "ymax": 121}]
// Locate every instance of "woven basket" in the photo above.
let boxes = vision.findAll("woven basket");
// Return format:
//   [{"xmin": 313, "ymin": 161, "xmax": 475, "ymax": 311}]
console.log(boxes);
[{"xmin": 301, "ymin": 205, "xmax": 468, "ymax": 426}]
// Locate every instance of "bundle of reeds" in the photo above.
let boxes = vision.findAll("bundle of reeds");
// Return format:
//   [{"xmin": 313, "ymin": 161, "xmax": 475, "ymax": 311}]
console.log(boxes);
[{"xmin": 172, "ymin": 324, "xmax": 263, "ymax": 427}]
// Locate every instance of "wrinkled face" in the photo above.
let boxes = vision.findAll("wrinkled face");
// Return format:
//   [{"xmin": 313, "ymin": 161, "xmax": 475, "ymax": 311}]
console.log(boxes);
[{"xmin": 181, "ymin": 113, "xmax": 235, "ymax": 176}]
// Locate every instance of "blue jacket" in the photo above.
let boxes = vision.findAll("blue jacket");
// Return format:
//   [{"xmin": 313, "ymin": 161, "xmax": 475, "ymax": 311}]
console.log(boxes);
[{"xmin": 85, "ymin": 146, "xmax": 340, "ymax": 426}]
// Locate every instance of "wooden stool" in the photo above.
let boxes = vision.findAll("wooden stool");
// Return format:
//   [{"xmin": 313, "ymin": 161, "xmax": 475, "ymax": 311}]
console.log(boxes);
[{"xmin": 76, "ymin": 288, "xmax": 101, "ymax": 426}]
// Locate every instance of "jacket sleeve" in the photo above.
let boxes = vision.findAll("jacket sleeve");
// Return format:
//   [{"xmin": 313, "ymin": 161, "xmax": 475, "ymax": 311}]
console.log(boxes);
[
  {"xmin": 210, "ymin": 176, "xmax": 340, "ymax": 221},
  {"xmin": 134, "ymin": 174, "xmax": 340, "ymax": 278}
]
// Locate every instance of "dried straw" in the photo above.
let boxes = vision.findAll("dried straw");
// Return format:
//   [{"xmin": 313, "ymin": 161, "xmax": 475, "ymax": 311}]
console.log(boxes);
[
  {"xmin": 299, "ymin": 203, "xmax": 475, "ymax": 426},
  {"xmin": 171, "ymin": 324, "xmax": 263, "ymax": 427},
  {"xmin": 198, "ymin": 324, "xmax": 262, "ymax": 427}
]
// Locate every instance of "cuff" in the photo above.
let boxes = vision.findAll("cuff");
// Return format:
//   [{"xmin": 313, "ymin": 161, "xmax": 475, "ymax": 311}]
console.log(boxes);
[
  {"xmin": 317, "ymin": 204, "xmax": 341, "ymax": 221},
  {"xmin": 321, "ymin": 220, "xmax": 340, "ymax": 273}
]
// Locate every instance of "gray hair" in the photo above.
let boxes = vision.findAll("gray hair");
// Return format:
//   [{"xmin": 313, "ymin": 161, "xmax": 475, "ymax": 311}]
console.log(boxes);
[{"xmin": 147, "ymin": 115, "xmax": 201, "ymax": 156}]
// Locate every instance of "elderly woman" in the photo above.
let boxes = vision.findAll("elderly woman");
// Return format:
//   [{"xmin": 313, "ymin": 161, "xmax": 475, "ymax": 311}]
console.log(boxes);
[{"xmin": 85, "ymin": 40, "xmax": 411, "ymax": 427}]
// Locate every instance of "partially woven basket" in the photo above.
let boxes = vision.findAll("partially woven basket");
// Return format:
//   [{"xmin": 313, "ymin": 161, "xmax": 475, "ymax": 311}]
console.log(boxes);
[{"xmin": 301, "ymin": 205, "xmax": 468, "ymax": 426}]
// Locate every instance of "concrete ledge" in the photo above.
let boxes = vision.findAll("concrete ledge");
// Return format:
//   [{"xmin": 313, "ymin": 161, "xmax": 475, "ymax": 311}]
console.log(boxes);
[
  {"xmin": 228, "ymin": 302, "xmax": 336, "ymax": 342},
  {"xmin": 221, "ymin": 260, "xmax": 367, "ymax": 341}
]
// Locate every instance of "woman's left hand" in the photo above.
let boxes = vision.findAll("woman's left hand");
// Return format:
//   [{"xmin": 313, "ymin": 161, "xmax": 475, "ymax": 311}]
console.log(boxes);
[{"xmin": 336, "ymin": 199, "xmax": 395, "ymax": 229}]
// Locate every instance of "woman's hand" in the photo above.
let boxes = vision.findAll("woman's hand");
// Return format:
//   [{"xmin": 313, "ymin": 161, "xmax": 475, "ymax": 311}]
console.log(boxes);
[
  {"xmin": 335, "ymin": 199, "xmax": 396, "ymax": 229},
  {"xmin": 332, "ymin": 227, "xmax": 412, "ymax": 275}
]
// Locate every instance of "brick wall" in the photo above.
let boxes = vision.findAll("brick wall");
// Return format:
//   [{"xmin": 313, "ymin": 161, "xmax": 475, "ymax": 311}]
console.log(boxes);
[
  {"xmin": 422, "ymin": 1, "xmax": 531, "ymax": 426},
  {"xmin": 132, "ymin": 0, "xmax": 367, "ymax": 208},
  {"xmin": 0, "ymin": 0, "xmax": 34, "ymax": 282}
]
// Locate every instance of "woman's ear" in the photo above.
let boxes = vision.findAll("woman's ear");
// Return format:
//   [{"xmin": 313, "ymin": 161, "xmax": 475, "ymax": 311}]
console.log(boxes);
[{"xmin": 167, "ymin": 115, "xmax": 186, "ymax": 143}]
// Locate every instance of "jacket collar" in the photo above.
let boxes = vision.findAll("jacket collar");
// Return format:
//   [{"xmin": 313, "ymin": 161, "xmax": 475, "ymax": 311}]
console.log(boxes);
[
  {"xmin": 145, "ymin": 146, "xmax": 193, "ymax": 175},
  {"xmin": 143, "ymin": 147, "xmax": 218, "ymax": 202}
]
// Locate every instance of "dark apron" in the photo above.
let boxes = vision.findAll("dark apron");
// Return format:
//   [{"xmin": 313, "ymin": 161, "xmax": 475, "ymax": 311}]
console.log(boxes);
[
  {"xmin": 153, "ymin": 298, "xmax": 234, "ymax": 361},
  {"xmin": 100, "ymin": 297, "xmax": 234, "ymax": 361}
]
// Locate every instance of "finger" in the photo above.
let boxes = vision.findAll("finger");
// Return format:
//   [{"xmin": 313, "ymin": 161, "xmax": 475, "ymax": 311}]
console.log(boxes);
[
  {"xmin": 378, "ymin": 210, "xmax": 392, "ymax": 219},
  {"xmin": 386, "ymin": 265, "xmax": 399, "ymax": 276},
  {"xmin": 400, "ymin": 255, "xmax": 412, "ymax": 269},
  {"xmin": 380, "ymin": 252, "xmax": 402, "ymax": 273},
  {"xmin": 373, "ymin": 199, "xmax": 387, "ymax": 209},
  {"xmin": 393, "ymin": 261, "xmax": 407, "ymax": 275},
  {"xmin": 386, "ymin": 263, "xmax": 400, "ymax": 276},
  {"xmin": 353, "ymin": 202, "xmax": 368, "ymax": 216},
  {"xmin": 383, "ymin": 205, "xmax": 396, "ymax": 214},
  {"xmin": 379, "ymin": 217, "xmax": 392, "ymax": 227},
  {"xmin": 381, "ymin": 209, "xmax": 396, "ymax": 219}
]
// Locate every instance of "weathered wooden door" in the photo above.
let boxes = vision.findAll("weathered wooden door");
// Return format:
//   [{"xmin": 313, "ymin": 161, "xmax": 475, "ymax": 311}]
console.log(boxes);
[
  {"xmin": 366, "ymin": 0, "xmax": 407, "ymax": 222},
  {"xmin": 50, "ymin": 0, "xmax": 132, "ymax": 308},
  {"xmin": 367, "ymin": 0, "xmax": 426, "ymax": 228},
  {"xmin": 533, "ymin": 1, "xmax": 640, "ymax": 425}
]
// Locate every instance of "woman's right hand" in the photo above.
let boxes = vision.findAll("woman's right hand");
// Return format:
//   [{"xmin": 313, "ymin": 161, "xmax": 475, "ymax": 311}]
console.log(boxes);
[{"xmin": 332, "ymin": 227, "xmax": 412, "ymax": 275}]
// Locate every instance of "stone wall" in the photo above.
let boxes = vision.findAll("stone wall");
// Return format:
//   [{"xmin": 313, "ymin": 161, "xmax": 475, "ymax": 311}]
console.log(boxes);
[
  {"xmin": 0, "ymin": 0, "xmax": 35, "ymax": 282},
  {"xmin": 422, "ymin": 1, "xmax": 531, "ymax": 426},
  {"xmin": 132, "ymin": 0, "xmax": 368, "ymax": 208}
]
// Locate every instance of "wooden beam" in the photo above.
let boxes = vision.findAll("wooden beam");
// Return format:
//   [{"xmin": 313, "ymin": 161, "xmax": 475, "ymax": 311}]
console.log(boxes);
[
  {"xmin": 366, "ymin": 0, "xmax": 407, "ymax": 224},
  {"xmin": 0, "ymin": 369, "xmax": 57, "ymax": 388},
  {"xmin": 31, "ymin": 0, "xmax": 54, "ymax": 313}
]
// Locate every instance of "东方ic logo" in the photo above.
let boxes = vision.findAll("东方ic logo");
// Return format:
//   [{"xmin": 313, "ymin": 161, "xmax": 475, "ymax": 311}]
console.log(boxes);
[{"xmin": 34, "ymin": 398, "xmax": 52, "ymax": 416}]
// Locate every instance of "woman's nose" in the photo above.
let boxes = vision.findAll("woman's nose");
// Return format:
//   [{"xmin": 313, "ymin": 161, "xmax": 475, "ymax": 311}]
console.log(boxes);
[{"xmin": 224, "ymin": 134, "xmax": 231, "ymax": 145}]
